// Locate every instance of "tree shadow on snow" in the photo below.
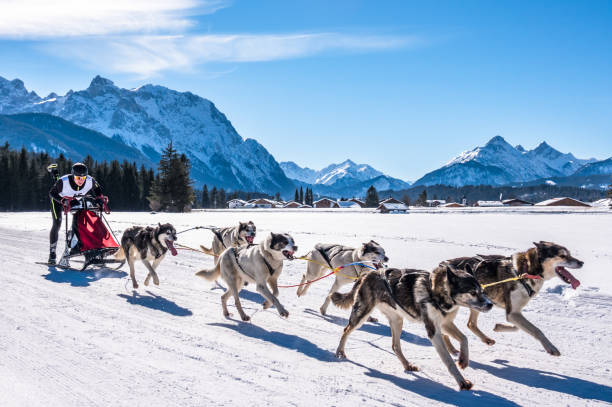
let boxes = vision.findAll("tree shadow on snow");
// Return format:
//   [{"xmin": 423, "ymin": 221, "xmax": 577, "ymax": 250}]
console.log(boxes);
[
  {"xmin": 117, "ymin": 290, "xmax": 193, "ymax": 317},
  {"xmin": 209, "ymin": 322, "xmax": 335, "ymax": 362},
  {"xmin": 470, "ymin": 359, "xmax": 612, "ymax": 403},
  {"xmin": 347, "ymin": 359, "xmax": 521, "ymax": 407},
  {"xmin": 43, "ymin": 266, "xmax": 127, "ymax": 287},
  {"xmin": 302, "ymin": 308, "xmax": 431, "ymax": 347}
]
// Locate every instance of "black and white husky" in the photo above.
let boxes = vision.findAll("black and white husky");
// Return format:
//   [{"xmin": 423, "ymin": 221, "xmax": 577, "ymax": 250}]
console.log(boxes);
[
  {"xmin": 296, "ymin": 241, "xmax": 388, "ymax": 315},
  {"xmin": 196, "ymin": 232, "xmax": 297, "ymax": 322},
  {"xmin": 332, "ymin": 265, "xmax": 492, "ymax": 390},
  {"xmin": 115, "ymin": 223, "xmax": 178, "ymax": 289},
  {"xmin": 442, "ymin": 241, "xmax": 584, "ymax": 357},
  {"xmin": 200, "ymin": 221, "xmax": 257, "ymax": 260}
]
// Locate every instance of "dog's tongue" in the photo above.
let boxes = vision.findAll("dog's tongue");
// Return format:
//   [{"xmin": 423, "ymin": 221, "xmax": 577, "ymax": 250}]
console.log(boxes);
[
  {"xmin": 166, "ymin": 239, "xmax": 178, "ymax": 256},
  {"xmin": 557, "ymin": 266, "xmax": 580, "ymax": 289}
]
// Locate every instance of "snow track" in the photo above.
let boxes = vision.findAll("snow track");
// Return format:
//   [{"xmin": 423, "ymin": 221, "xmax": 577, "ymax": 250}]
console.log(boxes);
[{"xmin": 0, "ymin": 210, "xmax": 611, "ymax": 406}]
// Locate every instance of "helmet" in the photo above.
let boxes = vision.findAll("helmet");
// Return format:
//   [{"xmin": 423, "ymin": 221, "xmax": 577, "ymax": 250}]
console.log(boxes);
[{"xmin": 72, "ymin": 162, "xmax": 88, "ymax": 177}]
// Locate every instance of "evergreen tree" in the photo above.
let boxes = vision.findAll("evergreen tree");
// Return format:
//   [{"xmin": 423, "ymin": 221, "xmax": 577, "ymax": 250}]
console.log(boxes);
[
  {"xmin": 275, "ymin": 192, "xmax": 281, "ymax": 202},
  {"xmin": 219, "ymin": 188, "xmax": 226, "ymax": 208},
  {"xmin": 211, "ymin": 186, "xmax": 218, "ymax": 209},
  {"xmin": 401, "ymin": 194, "xmax": 411, "ymax": 206},
  {"xmin": 417, "ymin": 189, "xmax": 428, "ymax": 206},
  {"xmin": 149, "ymin": 142, "xmax": 194, "ymax": 212},
  {"xmin": 202, "ymin": 185, "xmax": 210, "ymax": 209},
  {"xmin": 294, "ymin": 188, "xmax": 299, "ymax": 202},
  {"xmin": 299, "ymin": 186, "xmax": 304, "ymax": 204},
  {"xmin": 365, "ymin": 185, "xmax": 379, "ymax": 208}
]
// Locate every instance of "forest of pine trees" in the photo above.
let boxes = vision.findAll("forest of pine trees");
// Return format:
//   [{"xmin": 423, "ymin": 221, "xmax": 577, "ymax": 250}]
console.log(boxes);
[{"xmin": 0, "ymin": 143, "xmax": 154, "ymax": 211}]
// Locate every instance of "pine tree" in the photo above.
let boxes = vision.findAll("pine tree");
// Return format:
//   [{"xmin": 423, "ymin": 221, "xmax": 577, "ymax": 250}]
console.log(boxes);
[
  {"xmin": 299, "ymin": 186, "xmax": 304, "ymax": 204},
  {"xmin": 417, "ymin": 189, "xmax": 428, "ymax": 206},
  {"xmin": 149, "ymin": 142, "xmax": 194, "ymax": 212},
  {"xmin": 202, "ymin": 185, "xmax": 210, "ymax": 209},
  {"xmin": 401, "ymin": 194, "xmax": 411, "ymax": 206},
  {"xmin": 275, "ymin": 192, "xmax": 281, "ymax": 202},
  {"xmin": 219, "ymin": 188, "xmax": 226, "ymax": 208},
  {"xmin": 365, "ymin": 185, "xmax": 379, "ymax": 208},
  {"xmin": 211, "ymin": 186, "xmax": 218, "ymax": 209},
  {"xmin": 294, "ymin": 188, "xmax": 299, "ymax": 202}
]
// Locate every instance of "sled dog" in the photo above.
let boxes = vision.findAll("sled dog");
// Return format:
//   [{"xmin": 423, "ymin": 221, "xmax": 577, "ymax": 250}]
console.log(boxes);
[
  {"xmin": 196, "ymin": 232, "xmax": 297, "ymax": 321},
  {"xmin": 296, "ymin": 241, "xmax": 388, "ymax": 315},
  {"xmin": 115, "ymin": 223, "xmax": 178, "ymax": 289},
  {"xmin": 200, "ymin": 221, "xmax": 257, "ymax": 262},
  {"xmin": 332, "ymin": 265, "xmax": 492, "ymax": 390},
  {"xmin": 442, "ymin": 241, "xmax": 583, "ymax": 357}
]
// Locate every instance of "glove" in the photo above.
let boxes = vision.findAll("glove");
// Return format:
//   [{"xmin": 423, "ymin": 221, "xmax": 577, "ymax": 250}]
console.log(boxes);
[
  {"xmin": 98, "ymin": 195, "xmax": 110, "ymax": 214},
  {"xmin": 61, "ymin": 197, "xmax": 72, "ymax": 214}
]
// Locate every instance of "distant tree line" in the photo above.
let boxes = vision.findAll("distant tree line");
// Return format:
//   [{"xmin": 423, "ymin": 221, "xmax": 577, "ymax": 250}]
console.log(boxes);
[
  {"xmin": 0, "ymin": 142, "xmax": 154, "ymax": 211},
  {"xmin": 381, "ymin": 183, "xmax": 606, "ymax": 206}
]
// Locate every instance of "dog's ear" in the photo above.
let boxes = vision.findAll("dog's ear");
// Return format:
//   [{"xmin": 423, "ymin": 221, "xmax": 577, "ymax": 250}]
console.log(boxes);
[
  {"xmin": 158, "ymin": 222, "xmax": 162, "ymax": 227},
  {"xmin": 446, "ymin": 265, "xmax": 457, "ymax": 282},
  {"xmin": 464, "ymin": 263, "xmax": 473, "ymax": 275},
  {"xmin": 432, "ymin": 266, "xmax": 454, "ymax": 307}
]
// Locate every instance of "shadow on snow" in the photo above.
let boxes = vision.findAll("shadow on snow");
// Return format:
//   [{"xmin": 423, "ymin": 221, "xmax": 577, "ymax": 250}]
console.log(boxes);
[
  {"xmin": 43, "ymin": 265, "xmax": 127, "ymax": 287},
  {"xmin": 347, "ymin": 359, "xmax": 521, "ymax": 407},
  {"xmin": 470, "ymin": 359, "xmax": 612, "ymax": 403},
  {"xmin": 302, "ymin": 308, "xmax": 431, "ymax": 347},
  {"xmin": 117, "ymin": 290, "xmax": 193, "ymax": 317},
  {"xmin": 209, "ymin": 322, "xmax": 335, "ymax": 362}
]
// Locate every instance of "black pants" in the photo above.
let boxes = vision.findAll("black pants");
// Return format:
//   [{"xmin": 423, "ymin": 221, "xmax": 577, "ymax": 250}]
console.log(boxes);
[{"xmin": 49, "ymin": 200, "xmax": 78, "ymax": 251}]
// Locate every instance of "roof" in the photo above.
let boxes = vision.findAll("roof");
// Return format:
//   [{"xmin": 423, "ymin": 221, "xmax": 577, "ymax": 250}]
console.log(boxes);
[
  {"xmin": 476, "ymin": 200, "xmax": 505, "ymax": 207},
  {"xmin": 502, "ymin": 198, "xmax": 533, "ymax": 205},
  {"xmin": 337, "ymin": 201, "xmax": 360, "ymax": 208},
  {"xmin": 441, "ymin": 202, "xmax": 465, "ymax": 208},
  {"xmin": 535, "ymin": 197, "xmax": 591, "ymax": 207},
  {"xmin": 380, "ymin": 197, "xmax": 402, "ymax": 204},
  {"xmin": 426, "ymin": 199, "xmax": 446, "ymax": 204},
  {"xmin": 377, "ymin": 203, "xmax": 409, "ymax": 211}
]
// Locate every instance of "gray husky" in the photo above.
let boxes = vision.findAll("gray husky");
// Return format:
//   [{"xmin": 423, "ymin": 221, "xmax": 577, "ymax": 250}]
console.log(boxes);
[
  {"xmin": 200, "ymin": 221, "xmax": 257, "ymax": 261},
  {"xmin": 442, "ymin": 241, "xmax": 583, "ymax": 357},
  {"xmin": 332, "ymin": 266, "xmax": 492, "ymax": 390},
  {"xmin": 196, "ymin": 232, "xmax": 297, "ymax": 322},
  {"xmin": 115, "ymin": 223, "xmax": 178, "ymax": 289},
  {"xmin": 296, "ymin": 241, "xmax": 388, "ymax": 315}
]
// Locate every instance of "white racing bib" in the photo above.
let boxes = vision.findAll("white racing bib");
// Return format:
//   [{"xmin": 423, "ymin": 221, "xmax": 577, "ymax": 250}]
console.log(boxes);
[{"xmin": 59, "ymin": 175, "xmax": 94, "ymax": 198}]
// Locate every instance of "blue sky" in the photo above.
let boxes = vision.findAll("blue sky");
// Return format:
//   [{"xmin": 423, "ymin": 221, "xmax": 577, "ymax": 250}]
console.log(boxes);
[{"xmin": 1, "ymin": 0, "xmax": 610, "ymax": 181}]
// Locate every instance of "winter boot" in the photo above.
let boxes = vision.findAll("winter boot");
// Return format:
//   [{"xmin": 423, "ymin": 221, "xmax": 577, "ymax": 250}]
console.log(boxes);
[{"xmin": 48, "ymin": 251, "xmax": 56, "ymax": 265}]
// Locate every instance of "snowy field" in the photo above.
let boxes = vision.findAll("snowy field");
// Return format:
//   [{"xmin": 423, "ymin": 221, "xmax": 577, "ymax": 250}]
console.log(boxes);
[{"xmin": 0, "ymin": 209, "xmax": 611, "ymax": 406}]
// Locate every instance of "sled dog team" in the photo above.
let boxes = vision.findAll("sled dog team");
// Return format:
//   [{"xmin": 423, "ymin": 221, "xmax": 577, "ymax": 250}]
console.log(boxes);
[{"xmin": 115, "ymin": 221, "xmax": 584, "ymax": 391}]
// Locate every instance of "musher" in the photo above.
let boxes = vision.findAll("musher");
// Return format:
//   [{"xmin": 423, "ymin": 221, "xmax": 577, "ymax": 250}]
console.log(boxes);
[{"xmin": 47, "ymin": 162, "xmax": 108, "ymax": 265}]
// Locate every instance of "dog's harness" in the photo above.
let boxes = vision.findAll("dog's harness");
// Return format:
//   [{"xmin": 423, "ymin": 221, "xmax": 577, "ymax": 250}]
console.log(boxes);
[
  {"xmin": 381, "ymin": 270, "xmax": 420, "ymax": 319},
  {"xmin": 262, "ymin": 253, "xmax": 276, "ymax": 276},
  {"xmin": 317, "ymin": 246, "xmax": 364, "ymax": 277},
  {"xmin": 473, "ymin": 255, "xmax": 537, "ymax": 297},
  {"xmin": 212, "ymin": 229, "xmax": 228, "ymax": 249}
]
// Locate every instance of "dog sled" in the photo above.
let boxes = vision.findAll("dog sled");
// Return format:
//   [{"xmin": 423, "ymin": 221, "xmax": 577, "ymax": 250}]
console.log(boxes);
[{"xmin": 52, "ymin": 195, "xmax": 124, "ymax": 271}]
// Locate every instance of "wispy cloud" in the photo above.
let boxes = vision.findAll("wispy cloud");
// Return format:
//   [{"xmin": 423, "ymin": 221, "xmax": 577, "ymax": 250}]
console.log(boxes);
[
  {"xmin": 0, "ymin": 0, "xmax": 228, "ymax": 38},
  {"xmin": 3, "ymin": 0, "xmax": 420, "ymax": 77},
  {"xmin": 48, "ymin": 33, "xmax": 420, "ymax": 77}
]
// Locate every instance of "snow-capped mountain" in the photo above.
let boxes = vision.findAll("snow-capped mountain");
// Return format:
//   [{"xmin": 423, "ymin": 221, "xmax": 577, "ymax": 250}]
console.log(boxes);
[
  {"xmin": 0, "ymin": 75, "xmax": 294, "ymax": 194},
  {"xmin": 0, "ymin": 113, "xmax": 152, "ymax": 166},
  {"xmin": 280, "ymin": 159, "xmax": 411, "ymax": 197},
  {"xmin": 413, "ymin": 135, "xmax": 596, "ymax": 187}
]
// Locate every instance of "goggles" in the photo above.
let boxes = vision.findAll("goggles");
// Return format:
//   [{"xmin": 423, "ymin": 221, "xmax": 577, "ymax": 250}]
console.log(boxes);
[{"xmin": 74, "ymin": 175, "xmax": 87, "ymax": 181}]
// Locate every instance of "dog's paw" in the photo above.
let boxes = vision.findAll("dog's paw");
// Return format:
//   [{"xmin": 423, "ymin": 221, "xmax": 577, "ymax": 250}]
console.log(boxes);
[
  {"xmin": 459, "ymin": 380, "xmax": 473, "ymax": 391},
  {"xmin": 132, "ymin": 282, "xmax": 139, "ymax": 289},
  {"xmin": 319, "ymin": 307, "xmax": 327, "ymax": 316},
  {"xmin": 367, "ymin": 316, "xmax": 378, "ymax": 323},
  {"xmin": 240, "ymin": 314, "xmax": 251, "ymax": 322},
  {"xmin": 144, "ymin": 280, "xmax": 149, "ymax": 286},
  {"xmin": 545, "ymin": 345, "xmax": 561, "ymax": 356},
  {"xmin": 403, "ymin": 363, "xmax": 419, "ymax": 372},
  {"xmin": 335, "ymin": 350, "xmax": 347, "ymax": 359},
  {"xmin": 279, "ymin": 309, "xmax": 289, "ymax": 318},
  {"xmin": 458, "ymin": 354, "xmax": 469, "ymax": 370},
  {"xmin": 483, "ymin": 337, "xmax": 496, "ymax": 346},
  {"xmin": 263, "ymin": 301, "xmax": 272, "ymax": 310}
]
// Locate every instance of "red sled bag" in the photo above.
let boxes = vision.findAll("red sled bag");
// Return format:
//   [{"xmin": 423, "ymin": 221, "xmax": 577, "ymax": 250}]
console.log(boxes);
[{"xmin": 77, "ymin": 210, "xmax": 120, "ymax": 252}]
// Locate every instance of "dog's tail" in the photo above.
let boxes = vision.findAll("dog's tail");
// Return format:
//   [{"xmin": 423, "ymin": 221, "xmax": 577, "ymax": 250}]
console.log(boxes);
[
  {"xmin": 199, "ymin": 245, "xmax": 215, "ymax": 257},
  {"xmin": 331, "ymin": 277, "xmax": 363, "ymax": 309},
  {"xmin": 195, "ymin": 262, "xmax": 221, "ymax": 281},
  {"xmin": 114, "ymin": 247, "xmax": 126, "ymax": 261}
]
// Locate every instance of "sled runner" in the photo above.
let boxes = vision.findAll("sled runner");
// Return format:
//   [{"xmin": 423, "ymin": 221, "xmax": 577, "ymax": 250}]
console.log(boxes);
[{"xmin": 55, "ymin": 195, "xmax": 124, "ymax": 271}]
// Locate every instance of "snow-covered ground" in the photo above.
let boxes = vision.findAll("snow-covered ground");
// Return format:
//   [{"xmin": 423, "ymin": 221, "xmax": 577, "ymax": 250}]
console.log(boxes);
[{"xmin": 0, "ymin": 209, "xmax": 611, "ymax": 406}]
